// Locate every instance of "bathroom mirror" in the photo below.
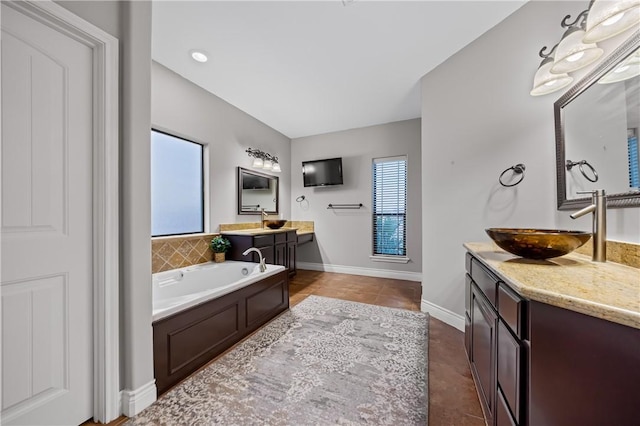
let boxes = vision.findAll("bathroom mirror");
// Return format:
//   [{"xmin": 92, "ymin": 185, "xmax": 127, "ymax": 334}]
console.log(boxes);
[
  {"xmin": 555, "ymin": 31, "xmax": 640, "ymax": 210},
  {"xmin": 237, "ymin": 167, "xmax": 279, "ymax": 215}
]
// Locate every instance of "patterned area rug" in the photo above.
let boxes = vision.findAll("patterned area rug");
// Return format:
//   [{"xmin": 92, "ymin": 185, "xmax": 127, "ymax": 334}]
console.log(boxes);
[{"xmin": 127, "ymin": 295, "xmax": 429, "ymax": 425}]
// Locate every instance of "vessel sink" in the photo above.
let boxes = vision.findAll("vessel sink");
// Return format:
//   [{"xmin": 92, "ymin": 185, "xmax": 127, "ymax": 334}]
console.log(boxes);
[
  {"xmin": 264, "ymin": 219, "xmax": 287, "ymax": 229},
  {"xmin": 485, "ymin": 228, "xmax": 591, "ymax": 260}
]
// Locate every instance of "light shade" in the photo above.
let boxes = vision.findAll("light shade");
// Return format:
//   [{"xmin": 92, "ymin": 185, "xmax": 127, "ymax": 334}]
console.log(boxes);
[
  {"xmin": 583, "ymin": 0, "xmax": 640, "ymax": 43},
  {"xmin": 272, "ymin": 162, "xmax": 282, "ymax": 172},
  {"xmin": 551, "ymin": 28, "xmax": 604, "ymax": 74},
  {"xmin": 252, "ymin": 157, "xmax": 264, "ymax": 168},
  {"xmin": 263, "ymin": 160, "xmax": 273, "ymax": 170},
  {"xmin": 531, "ymin": 58, "xmax": 574, "ymax": 96},
  {"xmin": 599, "ymin": 48, "xmax": 640, "ymax": 83}
]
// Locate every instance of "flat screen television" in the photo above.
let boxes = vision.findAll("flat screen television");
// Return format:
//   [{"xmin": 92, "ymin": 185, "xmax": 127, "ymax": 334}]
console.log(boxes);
[{"xmin": 302, "ymin": 157, "xmax": 343, "ymax": 187}]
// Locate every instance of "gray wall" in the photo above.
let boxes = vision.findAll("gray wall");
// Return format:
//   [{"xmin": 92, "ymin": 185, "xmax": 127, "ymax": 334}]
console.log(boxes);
[
  {"xmin": 57, "ymin": 0, "xmax": 155, "ymax": 409},
  {"xmin": 151, "ymin": 62, "xmax": 292, "ymax": 229},
  {"xmin": 420, "ymin": 0, "xmax": 640, "ymax": 322},
  {"xmin": 291, "ymin": 119, "xmax": 422, "ymax": 277}
]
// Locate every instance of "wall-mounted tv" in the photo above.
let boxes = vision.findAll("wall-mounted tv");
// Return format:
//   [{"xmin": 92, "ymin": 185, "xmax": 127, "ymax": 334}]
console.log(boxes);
[{"xmin": 302, "ymin": 157, "xmax": 343, "ymax": 187}]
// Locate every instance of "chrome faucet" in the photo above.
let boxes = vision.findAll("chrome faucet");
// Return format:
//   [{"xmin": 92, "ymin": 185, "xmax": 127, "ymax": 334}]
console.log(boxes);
[
  {"xmin": 242, "ymin": 247, "xmax": 267, "ymax": 272},
  {"xmin": 570, "ymin": 189, "xmax": 606, "ymax": 262}
]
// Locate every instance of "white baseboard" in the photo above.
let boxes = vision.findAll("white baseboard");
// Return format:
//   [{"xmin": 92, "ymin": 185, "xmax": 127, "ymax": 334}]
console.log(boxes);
[
  {"xmin": 121, "ymin": 380, "xmax": 157, "ymax": 417},
  {"xmin": 297, "ymin": 262, "xmax": 422, "ymax": 282},
  {"xmin": 421, "ymin": 299, "xmax": 465, "ymax": 331}
]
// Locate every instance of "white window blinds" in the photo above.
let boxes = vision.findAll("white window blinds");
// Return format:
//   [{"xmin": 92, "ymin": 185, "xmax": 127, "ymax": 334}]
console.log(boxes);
[{"xmin": 372, "ymin": 156, "xmax": 407, "ymax": 256}]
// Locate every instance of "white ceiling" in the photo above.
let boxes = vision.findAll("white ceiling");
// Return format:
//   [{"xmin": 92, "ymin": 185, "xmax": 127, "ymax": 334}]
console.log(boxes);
[{"xmin": 152, "ymin": 1, "xmax": 526, "ymax": 139}]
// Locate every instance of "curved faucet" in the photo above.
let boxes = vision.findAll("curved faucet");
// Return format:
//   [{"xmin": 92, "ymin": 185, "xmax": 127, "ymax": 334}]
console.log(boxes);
[{"xmin": 242, "ymin": 247, "xmax": 267, "ymax": 272}]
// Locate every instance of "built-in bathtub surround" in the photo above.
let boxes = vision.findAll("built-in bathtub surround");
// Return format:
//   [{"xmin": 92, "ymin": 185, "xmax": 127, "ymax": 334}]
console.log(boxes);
[
  {"xmin": 151, "ymin": 234, "xmax": 217, "ymax": 273},
  {"xmin": 574, "ymin": 239, "xmax": 640, "ymax": 269},
  {"xmin": 219, "ymin": 220, "xmax": 315, "ymax": 234},
  {"xmin": 465, "ymin": 242, "xmax": 640, "ymax": 329}
]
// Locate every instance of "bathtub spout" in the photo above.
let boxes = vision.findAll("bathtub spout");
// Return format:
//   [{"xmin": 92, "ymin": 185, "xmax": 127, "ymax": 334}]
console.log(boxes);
[{"xmin": 242, "ymin": 247, "xmax": 267, "ymax": 272}]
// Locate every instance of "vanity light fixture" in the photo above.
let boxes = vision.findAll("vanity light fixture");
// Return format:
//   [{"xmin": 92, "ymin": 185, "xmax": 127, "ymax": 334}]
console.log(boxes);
[
  {"xmin": 598, "ymin": 48, "xmax": 640, "ymax": 83},
  {"xmin": 550, "ymin": 10, "xmax": 604, "ymax": 74},
  {"xmin": 530, "ymin": 46, "xmax": 574, "ymax": 96},
  {"xmin": 190, "ymin": 49, "xmax": 208, "ymax": 63},
  {"xmin": 246, "ymin": 148, "xmax": 281, "ymax": 173},
  {"xmin": 583, "ymin": 0, "xmax": 640, "ymax": 43}
]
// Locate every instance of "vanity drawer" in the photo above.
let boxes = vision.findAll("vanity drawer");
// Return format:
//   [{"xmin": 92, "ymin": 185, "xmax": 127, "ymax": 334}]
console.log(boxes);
[
  {"xmin": 498, "ymin": 283, "xmax": 526, "ymax": 339},
  {"xmin": 497, "ymin": 320, "xmax": 522, "ymax": 423},
  {"xmin": 471, "ymin": 258, "xmax": 498, "ymax": 307},
  {"xmin": 274, "ymin": 233, "xmax": 287, "ymax": 244},
  {"xmin": 253, "ymin": 234, "xmax": 275, "ymax": 247},
  {"xmin": 465, "ymin": 252, "xmax": 473, "ymax": 274}
]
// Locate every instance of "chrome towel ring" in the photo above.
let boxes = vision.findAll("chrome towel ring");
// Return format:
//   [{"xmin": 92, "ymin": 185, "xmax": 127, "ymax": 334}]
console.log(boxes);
[
  {"xmin": 499, "ymin": 164, "xmax": 526, "ymax": 187},
  {"xmin": 566, "ymin": 160, "xmax": 598, "ymax": 182}
]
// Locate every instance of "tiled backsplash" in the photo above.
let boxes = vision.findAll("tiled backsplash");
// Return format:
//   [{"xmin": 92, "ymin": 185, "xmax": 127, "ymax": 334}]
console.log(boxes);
[{"xmin": 152, "ymin": 234, "xmax": 217, "ymax": 273}]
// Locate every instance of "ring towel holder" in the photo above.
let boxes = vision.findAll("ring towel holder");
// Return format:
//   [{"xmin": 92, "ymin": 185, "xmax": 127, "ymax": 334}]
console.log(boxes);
[
  {"xmin": 499, "ymin": 164, "xmax": 526, "ymax": 187},
  {"xmin": 566, "ymin": 160, "xmax": 598, "ymax": 182}
]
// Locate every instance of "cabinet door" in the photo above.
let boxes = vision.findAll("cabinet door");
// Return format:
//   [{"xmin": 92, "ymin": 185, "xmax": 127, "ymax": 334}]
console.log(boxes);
[
  {"xmin": 497, "ymin": 320, "xmax": 522, "ymax": 423},
  {"xmin": 471, "ymin": 284, "xmax": 497, "ymax": 425},
  {"xmin": 253, "ymin": 245, "xmax": 274, "ymax": 265},
  {"xmin": 287, "ymin": 241, "xmax": 297, "ymax": 276},
  {"xmin": 274, "ymin": 243, "xmax": 286, "ymax": 267}
]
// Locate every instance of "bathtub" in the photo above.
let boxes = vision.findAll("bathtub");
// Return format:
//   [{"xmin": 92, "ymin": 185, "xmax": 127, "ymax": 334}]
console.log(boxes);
[
  {"xmin": 152, "ymin": 260, "xmax": 290, "ymax": 393},
  {"xmin": 152, "ymin": 260, "xmax": 286, "ymax": 322}
]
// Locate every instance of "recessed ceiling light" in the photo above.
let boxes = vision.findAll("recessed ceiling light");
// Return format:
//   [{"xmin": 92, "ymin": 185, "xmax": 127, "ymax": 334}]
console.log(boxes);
[{"xmin": 190, "ymin": 50, "xmax": 208, "ymax": 63}]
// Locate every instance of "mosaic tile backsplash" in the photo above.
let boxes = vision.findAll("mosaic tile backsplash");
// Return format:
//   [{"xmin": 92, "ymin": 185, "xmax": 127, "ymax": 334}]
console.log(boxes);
[{"xmin": 152, "ymin": 234, "xmax": 217, "ymax": 273}]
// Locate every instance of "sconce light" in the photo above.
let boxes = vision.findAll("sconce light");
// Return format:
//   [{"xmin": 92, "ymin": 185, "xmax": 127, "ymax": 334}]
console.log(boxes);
[
  {"xmin": 530, "ymin": 46, "xmax": 574, "ymax": 96},
  {"xmin": 583, "ymin": 0, "xmax": 640, "ymax": 43},
  {"xmin": 246, "ymin": 148, "xmax": 281, "ymax": 173},
  {"xmin": 550, "ymin": 11, "xmax": 603, "ymax": 74},
  {"xmin": 531, "ymin": 0, "xmax": 639, "ymax": 96},
  {"xmin": 599, "ymin": 47, "xmax": 640, "ymax": 83}
]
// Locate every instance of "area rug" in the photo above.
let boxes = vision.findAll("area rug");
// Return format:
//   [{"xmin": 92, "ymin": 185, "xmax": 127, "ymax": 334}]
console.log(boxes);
[{"xmin": 126, "ymin": 295, "xmax": 429, "ymax": 425}]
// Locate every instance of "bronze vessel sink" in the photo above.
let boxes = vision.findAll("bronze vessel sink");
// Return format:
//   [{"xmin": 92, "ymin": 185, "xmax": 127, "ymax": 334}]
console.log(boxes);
[
  {"xmin": 264, "ymin": 219, "xmax": 287, "ymax": 229},
  {"xmin": 485, "ymin": 228, "xmax": 591, "ymax": 260}
]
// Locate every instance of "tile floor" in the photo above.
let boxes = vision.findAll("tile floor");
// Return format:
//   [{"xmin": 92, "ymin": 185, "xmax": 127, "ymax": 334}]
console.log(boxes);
[{"xmin": 84, "ymin": 270, "xmax": 484, "ymax": 426}]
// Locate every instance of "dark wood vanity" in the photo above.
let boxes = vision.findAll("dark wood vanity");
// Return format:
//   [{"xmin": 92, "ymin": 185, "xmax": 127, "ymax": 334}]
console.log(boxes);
[
  {"xmin": 224, "ymin": 229, "xmax": 306, "ymax": 277},
  {"xmin": 465, "ymin": 246, "xmax": 640, "ymax": 426}
]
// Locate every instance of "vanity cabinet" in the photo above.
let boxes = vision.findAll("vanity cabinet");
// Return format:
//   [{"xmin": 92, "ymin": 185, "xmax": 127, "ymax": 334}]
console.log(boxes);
[
  {"xmin": 225, "ymin": 230, "xmax": 298, "ymax": 277},
  {"xmin": 466, "ymin": 255, "xmax": 525, "ymax": 426},
  {"xmin": 465, "ymin": 250, "xmax": 640, "ymax": 426}
]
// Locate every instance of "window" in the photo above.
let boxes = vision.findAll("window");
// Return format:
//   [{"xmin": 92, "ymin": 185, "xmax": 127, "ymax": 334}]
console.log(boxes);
[
  {"xmin": 151, "ymin": 129, "xmax": 204, "ymax": 237},
  {"xmin": 628, "ymin": 133, "xmax": 639, "ymax": 188},
  {"xmin": 372, "ymin": 156, "xmax": 407, "ymax": 259}
]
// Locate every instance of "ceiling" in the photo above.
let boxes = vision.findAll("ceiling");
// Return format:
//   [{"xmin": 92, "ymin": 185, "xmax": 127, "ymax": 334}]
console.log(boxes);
[{"xmin": 152, "ymin": 1, "xmax": 526, "ymax": 139}]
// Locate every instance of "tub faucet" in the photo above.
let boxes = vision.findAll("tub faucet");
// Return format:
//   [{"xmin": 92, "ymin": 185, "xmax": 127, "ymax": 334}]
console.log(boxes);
[
  {"xmin": 570, "ymin": 189, "xmax": 606, "ymax": 262},
  {"xmin": 242, "ymin": 247, "xmax": 267, "ymax": 272}
]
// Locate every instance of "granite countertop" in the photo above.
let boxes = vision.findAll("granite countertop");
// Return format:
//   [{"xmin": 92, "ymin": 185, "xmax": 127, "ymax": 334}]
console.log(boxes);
[
  {"xmin": 465, "ymin": 242, "xmax": 640, "ymax": 329},
  {"xmin": 221, "ymin": 227, "xmax": 306, "ymax": 236}
]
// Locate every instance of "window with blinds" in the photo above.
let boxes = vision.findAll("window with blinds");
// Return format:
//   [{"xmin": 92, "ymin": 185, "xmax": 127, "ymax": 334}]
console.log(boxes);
[{"xmin": 372, "ymin": 156, "xmax": 407, "ymax": 257}]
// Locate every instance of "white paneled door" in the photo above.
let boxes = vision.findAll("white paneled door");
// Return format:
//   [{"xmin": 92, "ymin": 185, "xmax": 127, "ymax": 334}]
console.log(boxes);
[{"xmin": 1, "ymin": 3, "xmax": 94, "ymax": 425}]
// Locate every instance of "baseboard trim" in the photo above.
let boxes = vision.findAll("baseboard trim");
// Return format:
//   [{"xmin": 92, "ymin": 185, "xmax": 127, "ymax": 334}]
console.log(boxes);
[
  {"xmin": 121, "ymin": 380, "xmax": 157, "ymax": 417},
  {"xmin": 421, "ymin": 299, "xmax": 465, "ymax": 331},
  {"xmin": 297, "ymin": 262, "xmax": 422, "ymax": 282}
]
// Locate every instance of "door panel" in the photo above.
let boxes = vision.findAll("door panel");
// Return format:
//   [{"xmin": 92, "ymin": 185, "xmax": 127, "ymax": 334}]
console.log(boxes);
[{"xmin": 1, "ymin": 3, "xmax": 93, "ymax": 424}]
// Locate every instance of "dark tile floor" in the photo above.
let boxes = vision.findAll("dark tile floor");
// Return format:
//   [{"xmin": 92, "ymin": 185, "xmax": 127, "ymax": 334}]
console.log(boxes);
[{"xmin": 84, "ymin": 270, "xmax": 485, "ymax": 426}]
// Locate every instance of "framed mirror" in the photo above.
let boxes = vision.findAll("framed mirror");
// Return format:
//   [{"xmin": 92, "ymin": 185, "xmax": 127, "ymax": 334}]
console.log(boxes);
[
  {"xmin": 237, "ymin": 167, "xmax": 279, "ymax": 215},
  {"xmin": 555, "ymin": 30, "xmax": 640, "ymax": 210}
]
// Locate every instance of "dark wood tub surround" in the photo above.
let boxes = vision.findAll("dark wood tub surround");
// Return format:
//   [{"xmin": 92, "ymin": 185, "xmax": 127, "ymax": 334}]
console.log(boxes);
[
  {"xmin": 153, "ymin": 269, "xmax": 289, "ymax": 395},
  {"xmin": 464, "ymin": 248, "xmax": 640, "ymax": 426}
]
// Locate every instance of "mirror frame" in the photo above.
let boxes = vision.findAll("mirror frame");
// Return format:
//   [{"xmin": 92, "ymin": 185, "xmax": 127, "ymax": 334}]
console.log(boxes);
[
  {"xmin": 555, "ymin": 30, "xmax": 640, "ymax": 210},
  {"xmin": 237, "ymin": 167, "xmax": 279, "ymax": 215}
]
